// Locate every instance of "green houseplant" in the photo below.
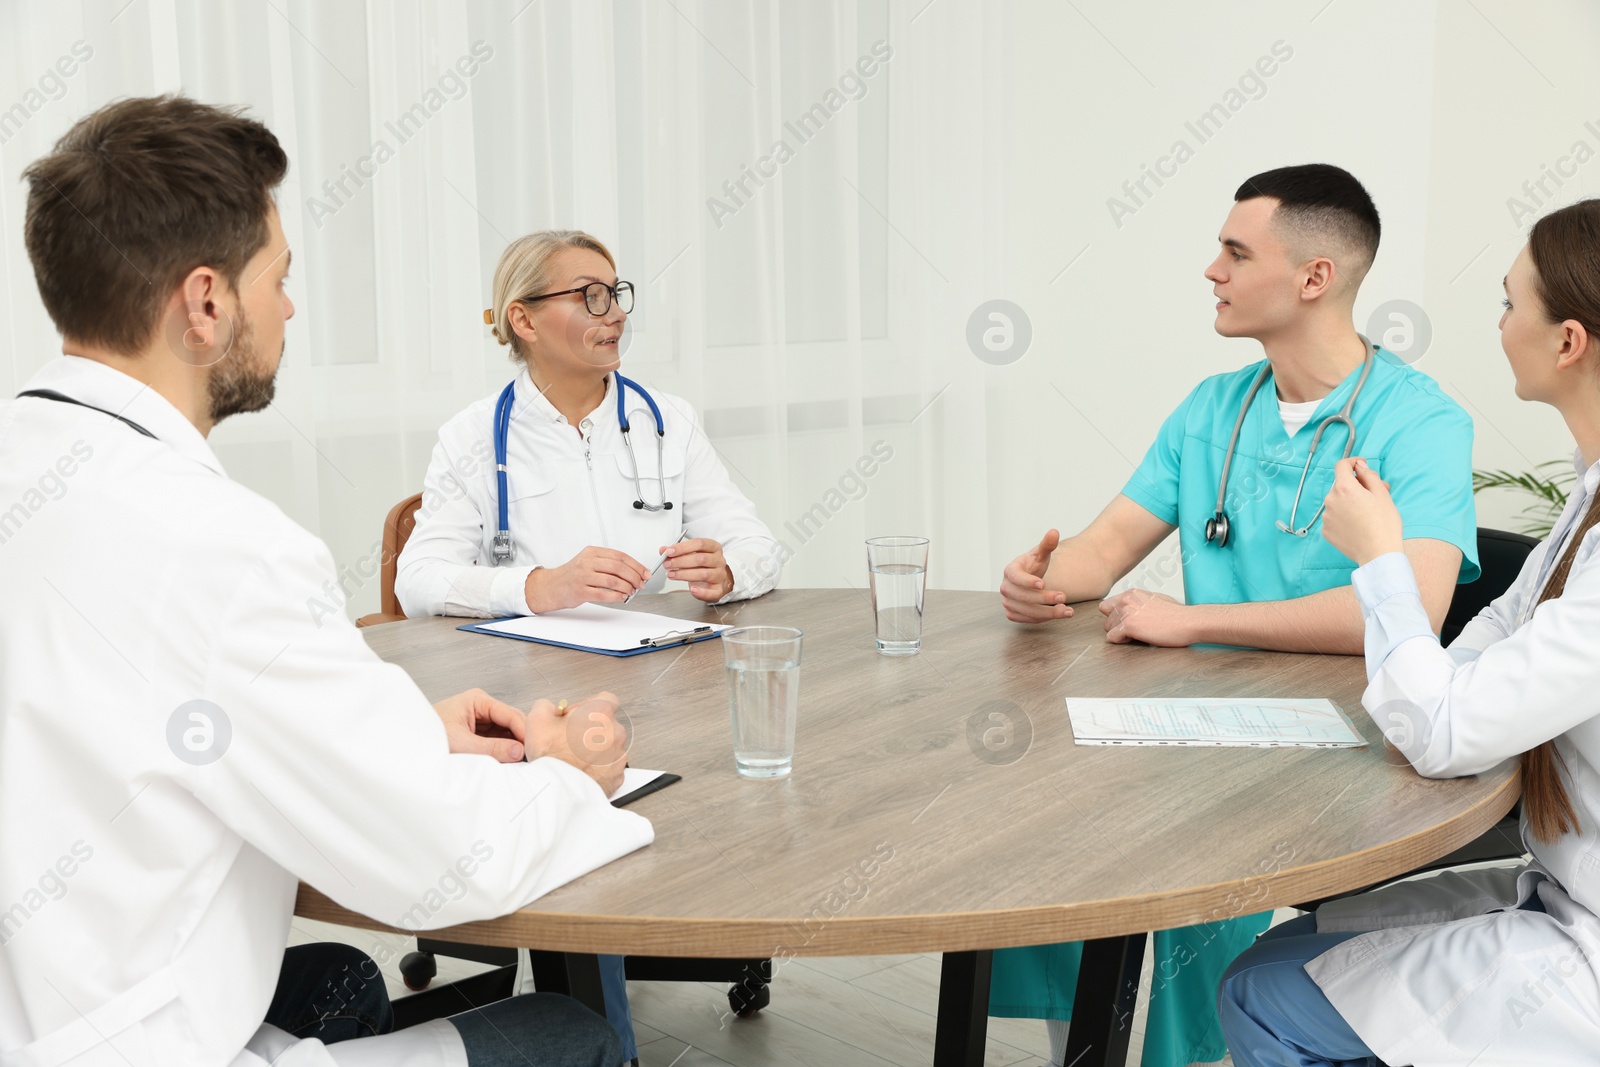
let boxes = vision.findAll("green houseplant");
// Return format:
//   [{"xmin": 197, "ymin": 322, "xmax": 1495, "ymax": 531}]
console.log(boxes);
[{"xmin": 1472, "ymin": 460, "xmax": 1575, "ymax": 538}]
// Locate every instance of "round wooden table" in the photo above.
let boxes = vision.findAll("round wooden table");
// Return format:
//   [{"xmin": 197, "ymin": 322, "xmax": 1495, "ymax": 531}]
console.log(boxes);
[{"xmin": 299, "ymin": 589, "xmax": 1518, "ymax": 1065}]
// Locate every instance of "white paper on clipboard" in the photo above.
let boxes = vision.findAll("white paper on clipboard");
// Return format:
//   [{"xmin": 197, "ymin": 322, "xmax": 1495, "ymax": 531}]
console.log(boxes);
[
  {"xmin": 474, "ymin": 604, "xmax": 727, "ymax": 652},
  {"xmin": 1066, "ymin": 697, "xmax": 1367, "ymax": 748}
]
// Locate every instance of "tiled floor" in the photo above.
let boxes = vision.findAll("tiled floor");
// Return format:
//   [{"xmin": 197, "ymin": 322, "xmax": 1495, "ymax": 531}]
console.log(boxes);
[{"xmin": 290, "ymin": 915, "xmax": 1264, "ymax": 1066}]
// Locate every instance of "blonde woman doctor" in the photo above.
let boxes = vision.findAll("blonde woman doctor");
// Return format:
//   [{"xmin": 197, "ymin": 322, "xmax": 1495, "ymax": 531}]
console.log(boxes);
[{"xmin": 397, "ymin": 229, "xmax": 782, "ymax": 619}]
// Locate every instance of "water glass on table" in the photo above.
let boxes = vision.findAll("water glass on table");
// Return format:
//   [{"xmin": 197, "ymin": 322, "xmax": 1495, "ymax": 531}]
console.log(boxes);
[
  {"xmin": 722, "ymin": 626, "xmax": 803, "ymax": 779},
  {"xmin": 866, "ymin": 536, "xmax": 929, "ymax": 655}
]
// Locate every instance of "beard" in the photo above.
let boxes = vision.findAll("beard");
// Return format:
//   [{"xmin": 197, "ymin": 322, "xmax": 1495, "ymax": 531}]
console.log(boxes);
[{"xmin": 208, "ymin": 309, "xmax": 280, "ymax": 423}]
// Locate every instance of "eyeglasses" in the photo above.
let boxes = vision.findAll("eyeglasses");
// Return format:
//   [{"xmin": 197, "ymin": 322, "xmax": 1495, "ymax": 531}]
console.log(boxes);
[{"xmin": 521, "ymin": 280, "xmax": 634, "ymax": 317}]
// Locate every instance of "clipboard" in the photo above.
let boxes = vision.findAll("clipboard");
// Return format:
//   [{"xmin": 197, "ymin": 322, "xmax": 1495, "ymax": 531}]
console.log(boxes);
[{"xmin": 457, "ymin": 603, "xmax": 729, "ymax": 657}]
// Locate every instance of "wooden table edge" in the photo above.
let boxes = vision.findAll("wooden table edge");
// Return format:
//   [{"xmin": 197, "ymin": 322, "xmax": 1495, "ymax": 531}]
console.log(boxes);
[{"xmin": 296, "ymin": 765, "xmax": 1520, "ymax": 957}]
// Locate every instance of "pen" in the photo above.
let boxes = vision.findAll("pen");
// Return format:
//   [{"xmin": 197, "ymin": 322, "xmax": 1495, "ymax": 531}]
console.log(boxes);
[
  {"xmin": 625, "ymin": 534, "xmax": 690, "ymax": 604},
  {"xmin": 640, "ymin": 626, "xmax": 713, "ymax": 648}
]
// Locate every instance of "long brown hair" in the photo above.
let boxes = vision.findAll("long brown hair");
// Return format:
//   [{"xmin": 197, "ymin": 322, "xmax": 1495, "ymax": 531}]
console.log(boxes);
[{"xmin": 1519, "ymin": 199, "xmax": 1600, "ymax": 844}]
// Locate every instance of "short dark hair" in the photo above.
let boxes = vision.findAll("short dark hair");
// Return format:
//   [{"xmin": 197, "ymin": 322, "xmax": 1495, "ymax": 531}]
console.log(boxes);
[
  {"xmin": 24, "ymin": 95, "xmax": 289, "ymax": 355},
  {"xmin": 1234, "ymin": 163, "xmax": 1381, "ymax": 280}
]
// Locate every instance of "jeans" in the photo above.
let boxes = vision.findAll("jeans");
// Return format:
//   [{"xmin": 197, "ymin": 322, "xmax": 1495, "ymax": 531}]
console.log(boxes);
[
  {"xmin": 448, "ymin": 997, "xmax": 623, "ymax": 1067},
  {"xmin": 267, "ymin": 942, "xmax": 623, "ymax": 1066},
  {"xmin": 598, "ymin": 954, "xmax": 637, "ymax": 1062}
]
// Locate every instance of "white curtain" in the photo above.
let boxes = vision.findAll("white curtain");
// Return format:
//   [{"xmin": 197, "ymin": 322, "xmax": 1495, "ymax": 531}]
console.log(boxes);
[{"xmin": 0, "ymin": 0, "xmax": 1012, "ymax": 619}]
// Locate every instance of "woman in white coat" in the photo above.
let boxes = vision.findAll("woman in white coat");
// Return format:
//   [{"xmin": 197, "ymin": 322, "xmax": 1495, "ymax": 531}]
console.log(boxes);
[
  {"xmin": 396, "ymin": 229, "xmax": 782, "ymax": 619},
  {"xmin": 398, "ymin": 229, "xmax": 780, "ymax": 1063},
  {"xmin": 1217, "ymin": 198, "xmax": 1600, "ymax": 1065}
]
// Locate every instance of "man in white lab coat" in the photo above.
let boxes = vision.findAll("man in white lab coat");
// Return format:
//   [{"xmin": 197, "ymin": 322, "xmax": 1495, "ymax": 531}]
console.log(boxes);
[{"xmin": 0, "ymin": 95, "xmax": 653, "ymax": 1066}]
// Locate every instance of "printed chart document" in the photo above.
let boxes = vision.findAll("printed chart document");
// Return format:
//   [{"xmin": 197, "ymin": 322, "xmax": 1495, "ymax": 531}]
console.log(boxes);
[
  {"xmin": 472, "ymin": 604, "xmax": 729, "ymax": 653},
  {"xmin": 1066, "ymin": 697, "xmax": 1367, "ymax": 748}
]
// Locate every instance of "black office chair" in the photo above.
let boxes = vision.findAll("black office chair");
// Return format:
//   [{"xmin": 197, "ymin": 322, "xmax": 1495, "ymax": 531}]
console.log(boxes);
[
  {"xmin": 1439, "ymin": 528, "xmax": 1539, "ymax": 645},
  {"xmin": 1299, "ymin": 527, "xmax": 1538, "ymax": 910},
  {"xmin": 396, "ymin": 942, "xmax": 772, "ymax": 1018}
]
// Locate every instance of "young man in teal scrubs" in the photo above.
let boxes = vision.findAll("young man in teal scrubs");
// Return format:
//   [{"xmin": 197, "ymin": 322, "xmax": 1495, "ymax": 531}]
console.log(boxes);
[{"xmin": 994, "ymin": 164, "xmax": 1480, "ymax": 1067}]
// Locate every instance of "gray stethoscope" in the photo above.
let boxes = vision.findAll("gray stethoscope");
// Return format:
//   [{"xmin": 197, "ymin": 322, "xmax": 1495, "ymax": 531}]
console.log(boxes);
[
  {"xmin": 1204, "ymin": 345, "xmax": 1375, "ymax": 546},
  {"xmin": 491, "ymin": 371, "xmax": 672, "ymax": 563}
]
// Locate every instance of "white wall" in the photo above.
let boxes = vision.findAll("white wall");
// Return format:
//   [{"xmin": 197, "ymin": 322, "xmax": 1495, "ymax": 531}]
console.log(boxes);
[
  {"xmin": 2, "ymin": 0, "xmax": 1594, "ymax": 618},
  {"xmin": 997, "ymin": 0, "xmax": 1600, "ymax": 597},
  {"xmin": 1421, "ymin": 0, "xmax": 1600, "ymax": 527},
  {"xmin": 998, "ymin": 0, "xmax": 1435, "ymax": 599}
]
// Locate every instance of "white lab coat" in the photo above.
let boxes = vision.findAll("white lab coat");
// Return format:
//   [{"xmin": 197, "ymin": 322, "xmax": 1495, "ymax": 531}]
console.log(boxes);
[
  {"xmin": 1306, "ymin": 451, "xmax": 1600, "ymax": 1065},
  {"xmin": 0, "ymin": 357, "xmax": 654, "ymax": 1067},
  {"xmin": 395, "ymin": 369, "xmax": 781, "ymax": 619}
]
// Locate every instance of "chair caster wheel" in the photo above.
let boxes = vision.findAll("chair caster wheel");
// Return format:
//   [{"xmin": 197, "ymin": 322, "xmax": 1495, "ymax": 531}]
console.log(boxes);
[
  {"xmin": 399, "ymin": 951, "xmax": 437, "ymax": 991},
  {"xmin": 728, "ymin": 980, "xmax": 769, "ymax": 1017}
]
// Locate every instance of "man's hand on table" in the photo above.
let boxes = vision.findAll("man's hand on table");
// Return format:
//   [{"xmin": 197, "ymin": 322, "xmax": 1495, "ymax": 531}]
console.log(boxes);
[
  {"xmin": 432, "ymin": 688, "xmax": 528, "ymax": 762},
  {"xmin": 433, "ymin": 688, "xmax": 630, "ymax": 795},
  {"xmin": 1099, "ymin": 588, "xmax": 1192, "ymax": 646},
  {"xmin": 526, "ymin": 691, "xmax": 629, "ymax": 796}
]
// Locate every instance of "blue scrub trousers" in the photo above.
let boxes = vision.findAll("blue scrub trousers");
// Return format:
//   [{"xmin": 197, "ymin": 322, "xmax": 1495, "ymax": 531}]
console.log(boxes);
[
  {"xmin": 1216, "ymin": 914, "xmax": 1376, "ymax": 1067},
  {"xmin": 1221, "ymin": 895, "xmax": 1550, "ymax": 1066}
]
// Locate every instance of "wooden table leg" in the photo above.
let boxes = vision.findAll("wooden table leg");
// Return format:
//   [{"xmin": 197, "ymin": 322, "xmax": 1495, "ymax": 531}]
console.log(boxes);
[
  {"xmin": 1062, "ymin": 933, "xmax": 1147, "ymax": 1067},
  {"xmin": 933, "ymin": 949, "xmax": 992, "ymax": 1067},
  {"xmin": 526, "ymin": 950, "xmax": 608, "ymax": 1018}
]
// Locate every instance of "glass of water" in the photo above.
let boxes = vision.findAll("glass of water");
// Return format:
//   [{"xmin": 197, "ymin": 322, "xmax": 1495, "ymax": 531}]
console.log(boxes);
[
  {"xmin": 722, "ymin": 626, "xmax": 803, "ymax": 779},
  {"xmin": 866, "ymin": 536, "xmax": 929, "ymax": 655}
]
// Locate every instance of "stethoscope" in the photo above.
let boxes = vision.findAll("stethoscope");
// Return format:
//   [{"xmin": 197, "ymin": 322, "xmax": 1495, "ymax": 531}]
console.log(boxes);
[
  {"xmin": 1204, "ymin": 345, "xmax": 1375, "ymax": 547},
  {"xmin": 491, "ymin": 371, "xmax": 672, "ymax": 563}
]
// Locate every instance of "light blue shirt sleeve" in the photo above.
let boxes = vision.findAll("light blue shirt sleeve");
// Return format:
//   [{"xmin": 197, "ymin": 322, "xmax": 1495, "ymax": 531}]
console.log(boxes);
[
  {"xmin": 1351, "ymin": 551, "xmax": 1439, "ymax": 680},
  {"xmin": 1121, "ymin": 388, "xmax": 1197, "ymax": 525},
  {"xmin": 1372, "ymin": 390, "xmax": 1480, "ymax": 583}
]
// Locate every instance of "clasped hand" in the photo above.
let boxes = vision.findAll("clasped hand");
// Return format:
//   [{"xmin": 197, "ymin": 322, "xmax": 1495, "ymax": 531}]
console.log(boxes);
[{"xmin": 432, "ymin": 688, "xmax": 628, "ymax": 796}]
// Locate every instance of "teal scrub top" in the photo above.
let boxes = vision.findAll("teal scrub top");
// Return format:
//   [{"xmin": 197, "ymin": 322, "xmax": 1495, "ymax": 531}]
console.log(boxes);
[
  {"xmin": 987, "ymin": 351, "xmax": 1481, "ymax": 1067},
  {"xmin": 1121, "ymin": 349, "xmax": 1480, "ymax": 603}
]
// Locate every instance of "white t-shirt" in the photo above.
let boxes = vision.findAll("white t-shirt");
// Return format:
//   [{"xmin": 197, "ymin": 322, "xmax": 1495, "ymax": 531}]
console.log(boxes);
[{"xmin": 1279, "ymin": 396, "xmax": 1323, "ymax": 437}]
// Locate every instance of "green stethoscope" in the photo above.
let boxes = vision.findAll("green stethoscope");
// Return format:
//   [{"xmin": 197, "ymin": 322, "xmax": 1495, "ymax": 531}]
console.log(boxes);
[{"xmin": 1205, "ymin": 343, "xmax": 1376, "ymax": 546}]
